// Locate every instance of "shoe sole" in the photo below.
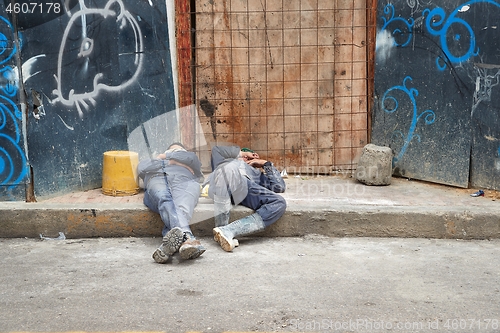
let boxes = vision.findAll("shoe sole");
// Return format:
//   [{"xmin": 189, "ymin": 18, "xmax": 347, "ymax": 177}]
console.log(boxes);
[
  {"xmin": 213, "ymin": 227, "xmax": 235, "ymax": 252},
  {"xmin": 163, "ymin": 227, "xmax": 185, "ymax": 253},
  {"xmin": 179, "ymin": 245, "xmax": 206, "ymax": 260},
  {"xmin": 152, "ymin": 248, "xmax": 169, "ymax": 263},
  {"xmin": 152, "ymin": 227, "xmax": 185, "ymax": 263}
]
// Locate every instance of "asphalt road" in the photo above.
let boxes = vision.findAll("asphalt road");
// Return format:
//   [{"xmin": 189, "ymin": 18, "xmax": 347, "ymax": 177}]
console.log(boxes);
[{"xmin": 1, "ymin": 236, "xmax": 499, "ymax": 332}]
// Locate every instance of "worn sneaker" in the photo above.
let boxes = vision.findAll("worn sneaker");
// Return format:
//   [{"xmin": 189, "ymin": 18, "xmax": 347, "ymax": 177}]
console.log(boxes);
[
  {"xmin": 213, "ymin": 227, "xmax": 237, "ymax": 252},
  {"xmin": 179, "ymin": 238, "xmax": 206, "ymax": 260},
  {"xmin": 152, "ymin": 227, "xmax": 185, "ymax": 263}
]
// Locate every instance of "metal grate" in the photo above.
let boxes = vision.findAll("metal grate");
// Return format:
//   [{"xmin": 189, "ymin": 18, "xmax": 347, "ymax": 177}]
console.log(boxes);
[{"xmin": 176, "ymin": 0, "xmax": 376, "ymax": 175}]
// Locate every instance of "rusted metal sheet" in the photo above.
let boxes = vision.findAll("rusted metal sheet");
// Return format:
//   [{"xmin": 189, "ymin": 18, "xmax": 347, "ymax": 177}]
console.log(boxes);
[{"xmin": 190, "ymin": 0, "xmax": 372, "ymax": 174}]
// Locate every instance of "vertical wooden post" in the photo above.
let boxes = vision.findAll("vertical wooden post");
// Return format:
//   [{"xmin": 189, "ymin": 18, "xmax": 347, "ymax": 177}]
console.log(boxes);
[
  {"xmin": 366, "ymin": 0, "xmax": 377, "ymax": 143},
  {"xmin": 175, "ymin": 0, "xmax": 196, "ymax": 148}
]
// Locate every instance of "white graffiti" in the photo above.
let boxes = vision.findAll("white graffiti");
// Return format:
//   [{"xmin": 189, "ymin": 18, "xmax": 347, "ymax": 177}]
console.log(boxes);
[
  {"xmin": 21, "ymin": 54, "xmax": 47, "ymax": 83},
  {"xmin": 51, "ymin": 0, "xmax": 144, "ymax": 118},
  {"xmin": 375, "ymin": 29, "xmax": 395, "ymax": 65},
  {"xmin": 471, "ymin": 63, "xmax": 500, "ymax": 117},
  {"xmin": 406, "ymin": 0, "xmax": 432, "ymax": 15}
]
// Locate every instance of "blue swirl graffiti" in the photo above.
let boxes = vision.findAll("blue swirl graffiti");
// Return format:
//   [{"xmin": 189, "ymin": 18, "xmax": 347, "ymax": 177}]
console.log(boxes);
[
  {"xmin": 380, "ymin": 1, "xmax": 500, "ymax": 70},
  {"xmin": 0, "ymin": 16, "xmax": 17, "ymax": 66},
  {"xmin": 381, "ymin": 76, "xmax": 436, "ymax": 163},
  {"xmin": 0, "ymin": 66, "xmax": 18, "ymax": 97},
  {"xmin": 423, "ymin": 1, "xmax": 500, "ymax": 70},
  {"xmin": 0, "ymin": 134, "xmax": 27, "ymax": 186},
  {"xmin": 0, "ymin": 95, "xmax": 26, "ymax": 188},
  {"xmin": 0, "ymin": 95, "xmax": 22, "ymax": 142},
  {"xmin": 0, "ymin": 16, "xmax": 27, "ymax": 190},
  {"xmin": 381, "ymin": 4, "xmax": 415, "ymax": 47}
]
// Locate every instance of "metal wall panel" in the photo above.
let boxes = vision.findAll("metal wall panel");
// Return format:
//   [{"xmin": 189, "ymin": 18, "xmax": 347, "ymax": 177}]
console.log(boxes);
[
  {"xmin": 373, "ymin": 1, "xmax": 468, "ymax": 187},
  {"xmin": 2, "ymin": 0, "xmax": 178, "ymax": 200},
  {"xmin": 373, "ymin": 1, "xmax": 500, "ymax": 189},
  {"xmin": 0, "ymin": 6, "xmax": 27, "ymax": 200},
  {"xmin": 184, "ymin": 0, "xmax": 372, "ymax": 175}
]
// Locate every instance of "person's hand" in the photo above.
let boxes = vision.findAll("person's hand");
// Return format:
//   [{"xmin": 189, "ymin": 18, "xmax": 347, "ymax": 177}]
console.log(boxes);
[
  {"xmin": 156, "ymin": 153, "xmax": 167, "ymax": 159},
  {"xmin": 245, "ymin": 158, "xmax": 268, "ymax": 168},
  {"xmin": 240, "ymin": 151, "xmax": 260, "ymax": 161}
]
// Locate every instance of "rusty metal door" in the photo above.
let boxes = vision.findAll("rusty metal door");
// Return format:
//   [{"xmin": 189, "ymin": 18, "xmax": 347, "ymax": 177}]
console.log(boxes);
[{"xmin": 177, "ymin": 0, "xmax": 375, "ymax": 174}]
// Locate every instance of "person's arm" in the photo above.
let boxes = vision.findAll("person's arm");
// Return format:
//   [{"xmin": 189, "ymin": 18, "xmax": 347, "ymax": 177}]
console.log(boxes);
[
  {"xmin": 167, "ymin": 150, "xmax": 203, "ymax": 178},
  {"xmin": 137, "ymin": 159, "xmax": 163, "ymax": 180},
  {"xmin": 211, "ymin": 145, "xmax": 241, "ymax": 169},
  {"xmin": 257, "ymin": 160, "xmax": 286, "ymax": 193}
]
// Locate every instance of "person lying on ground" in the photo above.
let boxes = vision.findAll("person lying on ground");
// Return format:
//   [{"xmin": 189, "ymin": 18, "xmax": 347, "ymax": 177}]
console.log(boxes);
[
  {"xmin": 206, "ymin": 145, "xmax": 286, "ymax": 252},
  {"xmin": 138, "ymin": 143, "xmax": 206, "ymax": 263}
]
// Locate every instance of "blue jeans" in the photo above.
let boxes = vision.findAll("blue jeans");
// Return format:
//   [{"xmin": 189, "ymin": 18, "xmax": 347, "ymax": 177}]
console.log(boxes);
[
  {"xmin": 144, "ymin": 174, "xmax": 200, "ymax": 237},
  {"xmin": 239, "ymin": 178, "xmax": 287, "ymax": 227},
  {"xmin": 210, "ymin": 175, "xmax": 286, "ymax": 227}
]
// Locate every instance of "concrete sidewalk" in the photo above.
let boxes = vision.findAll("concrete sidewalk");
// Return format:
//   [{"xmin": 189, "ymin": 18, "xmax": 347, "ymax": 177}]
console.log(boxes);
[{"xmin": 1, "ymin": 175, "xmax": 500, "ymax": 239}]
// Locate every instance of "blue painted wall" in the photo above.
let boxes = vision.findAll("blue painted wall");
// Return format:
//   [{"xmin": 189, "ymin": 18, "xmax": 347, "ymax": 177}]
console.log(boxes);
[
  {"xmin": 373, "ymin": 0, "xmax": 500, "ymax": 189},
  {"xmin": 0, "ymin": 0, "xmax": 176, "ymax": 200},
  {"xmin": 0, "ymin": 11, "xmax": 27, "ymax": 200}
]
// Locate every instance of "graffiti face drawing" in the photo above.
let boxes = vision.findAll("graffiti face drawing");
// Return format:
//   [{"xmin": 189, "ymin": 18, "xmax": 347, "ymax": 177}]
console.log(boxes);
[{"xmin": 52, "ymin": 0, "xmax": 144, "ymax": 117}]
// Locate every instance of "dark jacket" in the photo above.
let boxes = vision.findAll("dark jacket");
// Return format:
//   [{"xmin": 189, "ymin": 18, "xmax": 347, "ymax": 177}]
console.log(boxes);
[{"xmin": 210, "ymin": 145, "xmax": 285, "ymax": 193}]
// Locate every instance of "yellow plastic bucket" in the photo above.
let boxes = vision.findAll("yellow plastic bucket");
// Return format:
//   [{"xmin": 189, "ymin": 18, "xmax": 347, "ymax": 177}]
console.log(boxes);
[{"xmin": 102, "ymin": 151, "xmax": 139, "ymax": 196}]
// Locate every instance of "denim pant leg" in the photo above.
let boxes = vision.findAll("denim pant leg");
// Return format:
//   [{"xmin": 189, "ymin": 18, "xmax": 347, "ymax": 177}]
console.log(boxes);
[
  {"xmin": 169, "ymin": 175, "xmax": 200, "ymax": 235},
  {"xmin": 144, "ymin": 176, "xmax": 181, "ymax": 237},
  {"xmin": 239, "ymin": 179, "xmax": 287, "ymax": 227},
  {"xmin": 208, "ymin": 161, "xmax": 248, "ymax": 205}
]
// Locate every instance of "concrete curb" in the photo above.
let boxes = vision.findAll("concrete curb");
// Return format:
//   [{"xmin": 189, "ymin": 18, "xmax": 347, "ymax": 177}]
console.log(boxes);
[{"xmin": 1, "ymin": 200, "xmax": 499, "ymax": 240}]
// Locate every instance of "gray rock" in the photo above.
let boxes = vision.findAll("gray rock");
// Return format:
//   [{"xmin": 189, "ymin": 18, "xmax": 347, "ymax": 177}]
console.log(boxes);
[{"xmin": 356, "ymin": 144, "xmax": 393, "ymax": 185}]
